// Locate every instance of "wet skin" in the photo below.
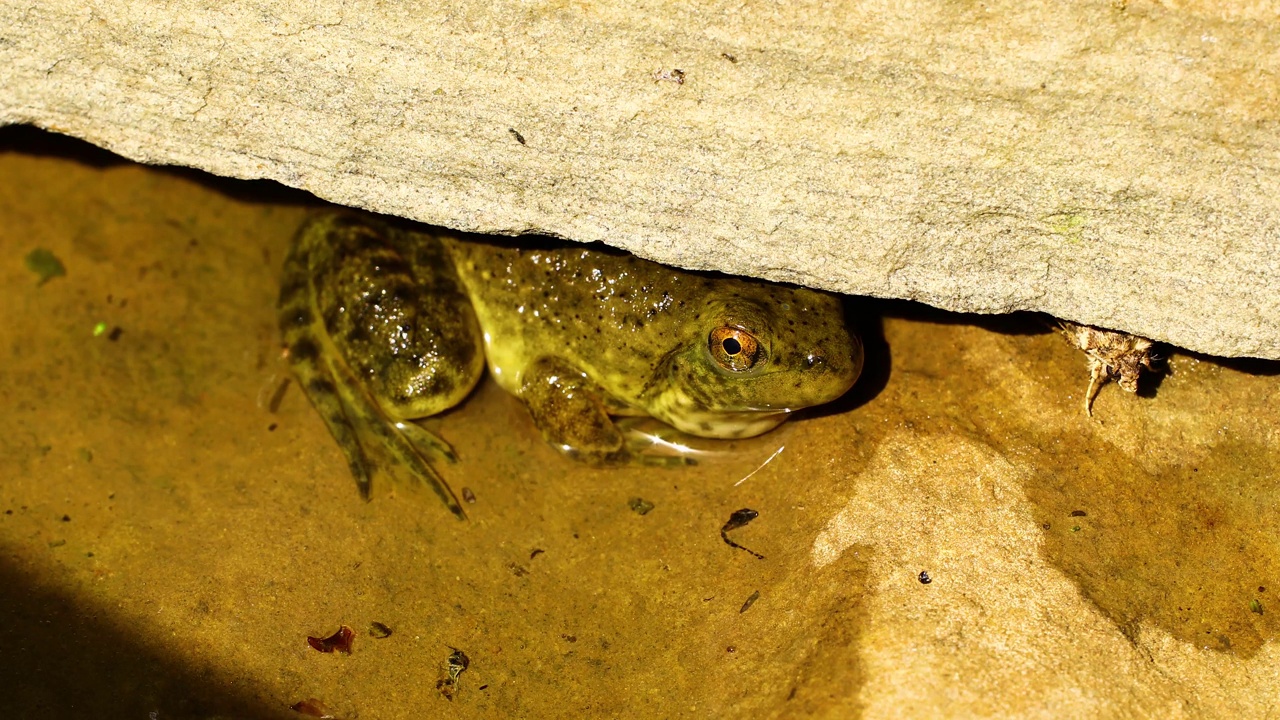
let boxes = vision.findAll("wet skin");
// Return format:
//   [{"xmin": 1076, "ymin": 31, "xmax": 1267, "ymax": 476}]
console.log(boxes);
[{"xmin": 279, "ymin": 213, "xmax": 863, "ymax": 518}]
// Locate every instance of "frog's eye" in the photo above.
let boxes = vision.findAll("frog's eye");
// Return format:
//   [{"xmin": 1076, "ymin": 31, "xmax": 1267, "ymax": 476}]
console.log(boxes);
[{"xmin": 709, "ymin": 327, "xmax": 763, "ymax": 372}]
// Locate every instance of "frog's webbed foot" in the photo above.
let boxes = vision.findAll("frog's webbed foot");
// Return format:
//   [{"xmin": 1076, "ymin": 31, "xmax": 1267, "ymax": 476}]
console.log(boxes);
[
  {"xmin": 293, "ymin": 349, "xmax": 466, "ymax": 518},
  {"xmin": 333, "ymin": 360, "xmax": 466, "ymax": 518},
  {"xmin": 297, "ymin": 362, "xmax": 380, "ymax": 496},
  {"xmin": 394, "ymin": 419, "xmax": 459, "ymax": 465}
]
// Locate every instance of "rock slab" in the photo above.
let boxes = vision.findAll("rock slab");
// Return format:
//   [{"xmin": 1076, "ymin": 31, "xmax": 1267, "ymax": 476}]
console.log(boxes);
[{"xmin": 2, "ymin": 0, "xmax": 1277, "ymax": 358}]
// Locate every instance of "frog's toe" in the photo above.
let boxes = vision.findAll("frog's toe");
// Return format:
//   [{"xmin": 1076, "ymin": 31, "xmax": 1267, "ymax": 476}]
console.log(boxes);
[{"xmin": 394, "ymin": 420, "xmax": 460, "ymax": 465}]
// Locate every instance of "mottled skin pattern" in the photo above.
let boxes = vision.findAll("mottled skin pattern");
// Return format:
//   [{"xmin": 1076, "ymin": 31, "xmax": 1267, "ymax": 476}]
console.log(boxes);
[
  {"xmin": 445, "ymin": 238, "xmax": 862, "ymax": 442},
  {"xmin": 279, "ymin": 214, "xmax": 482, "ymax": 517},
  {"xmin": 280, "ymin": 212, "xmax": 862, "ymax": 517}
]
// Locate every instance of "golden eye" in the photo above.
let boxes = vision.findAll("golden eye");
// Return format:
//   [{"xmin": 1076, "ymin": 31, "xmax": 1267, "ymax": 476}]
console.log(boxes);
[{"xmin": 709, "ymin": 327, "xmax": 762, "ymax": 372}]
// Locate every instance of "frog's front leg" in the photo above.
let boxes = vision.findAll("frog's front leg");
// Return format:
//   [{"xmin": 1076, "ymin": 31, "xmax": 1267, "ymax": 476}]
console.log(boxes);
[
  {"xmin": 518, "ymin": 357, "xmax": 627, "ymax": 462},
  {"xmin": 518, "ymin": 358, "xmax": 694, "ymax": 466}
]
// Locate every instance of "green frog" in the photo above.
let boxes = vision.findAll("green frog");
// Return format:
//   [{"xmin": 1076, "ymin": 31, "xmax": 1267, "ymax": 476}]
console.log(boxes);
[{"xmin": 278, "ymin": 212, "xmax": 862, "ymax": 518}]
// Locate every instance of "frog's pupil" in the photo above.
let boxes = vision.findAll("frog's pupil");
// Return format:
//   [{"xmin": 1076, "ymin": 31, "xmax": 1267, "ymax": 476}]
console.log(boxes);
[{"xmin": 723, "ymin": 337, "xmax": 742, "ymax": 355}]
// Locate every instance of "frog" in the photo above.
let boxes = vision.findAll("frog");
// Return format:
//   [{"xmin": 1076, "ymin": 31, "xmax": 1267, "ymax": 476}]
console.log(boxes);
[{"xmin": 278, "ymin": 212, "xmax": 863, "ymax": 518}]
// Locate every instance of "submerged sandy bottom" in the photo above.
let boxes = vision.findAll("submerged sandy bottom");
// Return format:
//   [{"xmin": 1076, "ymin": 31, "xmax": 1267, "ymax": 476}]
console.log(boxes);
[{"xmin": 1, "ymin": 128, "xmax": 1278, "ymax": 719}]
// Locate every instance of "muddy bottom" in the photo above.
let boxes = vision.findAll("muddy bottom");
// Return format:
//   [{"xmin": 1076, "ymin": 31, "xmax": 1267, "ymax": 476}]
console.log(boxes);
[{"xmin": 2, "ymin": 127, "xmax": 1277, "ymax": 719}]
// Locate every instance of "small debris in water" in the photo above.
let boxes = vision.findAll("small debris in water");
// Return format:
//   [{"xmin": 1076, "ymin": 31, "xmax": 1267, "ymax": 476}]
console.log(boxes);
[
  {"xmin": 721, "ymin": 508, "xmax": 765, "ymax": 560},
  {"xmin": 529, "ymin": 548, "xmax": 545, "ymax": 560},
  {"xmin": 289, "ymin": 698, "xmax": 335, "ymax": 717},
  {"xmin": 462, "ymin": 487, "xmax": 477, "ymax": 503},
  {"xmin": 1070, "ymin": 509, "xmax": 1087, "ymax": 517},
  {"xmin": 368, "ymin": 622, "xmax": 393, "ymax": 639},
  {"xmin": 918, "ymin": 570, "xmax": 932, "ymax": 584},
  {"xmin": 653, "ymin": 68, "xmax": 686, "ymax": 84},
  {"xmin": 508, "ymin": 128, "xmax": 526, "ymax": 145},
  {"xmin": 628, "ymin": 497, "xmax": 655, "ymax": 515},
  {"xmin": 24, "ymin": 248, "xmax": 65, "ymax": 285},
  {"xmin": 307, "ymin": 625, "xmax": 355, "ymax": 654},
  {"xmin": 268, "ymin": 378, "xmax": 291, "ymax": 413},
  {"xmin": 1071, "ymin": 525, "xmax": 1082, "ymax": 533},
  {"xmin": 739, "ymin": 590, "xmax": 760, "ymax": 613},
  {"xmin": 1251, "ymin": 599, "xmax": 1264, "ymax": 615},
  {"xmin": 107, "ymin": 326, "xmax": 123, "ymax": 341},
  {"xmin": 92, "ymin": 321, "xmax": 109, "ymax": 337},
  {"xmin": 1058, "ymin": 321, "xmax": 1160, "ymax": 416},
  {"xmin": 437, "ymin": 647, "xmax": 471, "ymax": 701}
]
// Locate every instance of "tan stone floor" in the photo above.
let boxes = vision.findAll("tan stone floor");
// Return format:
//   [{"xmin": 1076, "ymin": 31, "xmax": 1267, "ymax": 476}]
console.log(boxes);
[{"xmin": 1, "ymin": 127, "xmax": 1277, "ymax": 719}]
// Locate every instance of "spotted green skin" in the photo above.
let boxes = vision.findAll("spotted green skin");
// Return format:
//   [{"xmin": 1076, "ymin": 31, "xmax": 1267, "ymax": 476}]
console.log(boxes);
[{"xmin": 279, "ymin": 212, "xmax": 862, "ymax": 516}]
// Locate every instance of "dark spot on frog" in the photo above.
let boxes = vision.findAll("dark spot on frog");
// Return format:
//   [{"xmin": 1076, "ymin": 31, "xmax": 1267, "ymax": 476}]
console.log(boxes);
[
  {"xmin": 289, "ymin": 338, "xmax": 319, "ymax": 362},
  {"xmin": 307, "ymin": 377, "xmax": 338, "ymax": 395},
  {"xmin": 279, "ymin": 274, "xmax": 307, "ymax": 299}
]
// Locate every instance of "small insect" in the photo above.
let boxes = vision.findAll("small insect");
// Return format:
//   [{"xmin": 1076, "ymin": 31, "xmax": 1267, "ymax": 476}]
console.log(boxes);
[
  {"xmin": 739, "ymin": 589, "xmax": 761, "ymax": 613},
  {"xmin": 1057, "ymin": 321, "xmax": 1160, "ymax": 416},
  {"xmin": 721, "ymin": 508, "xmax": 765, "ymax": 560},
  {"xmin": 508, "ymin": 128, "xmax": 526, "ymax": 145},
  {"xmin": 437, "ymin": 647, "xmax": 471, "ymax": 701},
  {"xmin": 918, "ymin": 571, "xmax": 932, "ymax": 584}
]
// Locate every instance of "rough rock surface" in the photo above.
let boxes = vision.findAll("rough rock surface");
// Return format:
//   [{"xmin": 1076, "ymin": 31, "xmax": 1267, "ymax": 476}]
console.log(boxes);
[
  {"xmin": 4, "ymin": 138, "xmax": 1280, "ymax": 719},
  {"xmin": 2, "ymin": 0, "xmax": 1278, "ymax": 358}
]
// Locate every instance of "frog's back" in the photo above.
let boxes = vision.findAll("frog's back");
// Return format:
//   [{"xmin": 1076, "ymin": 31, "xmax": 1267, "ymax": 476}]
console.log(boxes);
[{"xmin": 444, "ymin": 239, "xmax": 715, "ymax": 401}]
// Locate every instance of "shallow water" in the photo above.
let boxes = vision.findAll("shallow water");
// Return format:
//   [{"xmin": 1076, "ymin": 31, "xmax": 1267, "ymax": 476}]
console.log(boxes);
[{"xmin": 2, "ymin": 127, "xmax": 1277, "ymax": 719}]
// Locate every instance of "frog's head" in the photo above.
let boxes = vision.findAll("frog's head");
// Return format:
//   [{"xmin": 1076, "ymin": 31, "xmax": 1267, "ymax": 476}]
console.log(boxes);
[{"xmin": 648, "ymin": 287, "xmax": 862, "ymax": 439}]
